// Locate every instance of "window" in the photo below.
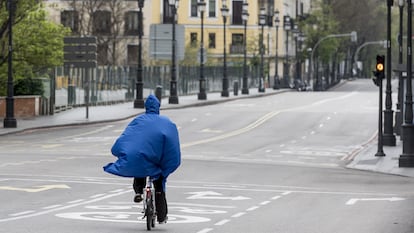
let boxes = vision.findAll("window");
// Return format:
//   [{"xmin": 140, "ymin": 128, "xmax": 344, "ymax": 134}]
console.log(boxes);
[
  {"xmin": 97, "ymin": 43, "xmax": 109, "ymax": 65},
  {"xmin": 232, "ymin": 1, "xmax": 243, "ymax": 25},
  {"xmin": 163, "ymin": 0, "xmax": 174, "ymax": 23},
  {"xmin": 232, "ymin": 34, "xmax": 244, "ymax": 45},
  {"xmin": 208, "ymin": 33, "xmax": 216, "ymax": 48},
  {"xmin": 208, "ymin": 0, "xmax": 216, "ymax": 17},
  {"xmin": 191, "ymin": 0, "xmax": 198, "ymax": 17},
  {"xmin": 127, "ymin": 45, "xmax": 138, "ymax": 65},
  {"xmin": 230, "ymin": 33, "xmax": 244, "ymax": 54},
  {"xmin": 61, "ymin": 10, "xmax": 79, "ymax": 33},
  {"xmin": 190, "ymin": 32, "xmax": 198, "ymax": 47},
  {"xmin": 125, "ymin": 11, "xmax": 139, "ymax": 36},
  {"xmin": 93, "ymin": 11, "xmax": 111, "ymax": 35}
]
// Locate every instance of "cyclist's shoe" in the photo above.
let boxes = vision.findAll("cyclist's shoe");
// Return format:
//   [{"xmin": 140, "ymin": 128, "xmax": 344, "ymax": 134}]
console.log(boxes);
[
  {"xmin": 133, "ymin": 194, "xmax": 143, "ymax": 203},
  {"xmin": 158, "ymin": 216, "xmax": 168, "ymax": 224}
]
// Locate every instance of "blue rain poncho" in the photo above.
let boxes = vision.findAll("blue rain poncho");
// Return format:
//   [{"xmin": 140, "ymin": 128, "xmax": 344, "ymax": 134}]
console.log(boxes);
[{"xmin": 103, "ymin": 95, "xmax": 181, "ymax": 187}]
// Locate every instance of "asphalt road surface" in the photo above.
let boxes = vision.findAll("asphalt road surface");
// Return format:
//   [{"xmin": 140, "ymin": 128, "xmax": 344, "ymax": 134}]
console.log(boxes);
[{"xmin": 0, "ymin": 79, "xmax": 413, "ymax": 233}]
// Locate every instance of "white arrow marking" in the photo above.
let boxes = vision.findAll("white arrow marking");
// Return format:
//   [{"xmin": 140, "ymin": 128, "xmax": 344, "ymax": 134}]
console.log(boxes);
[
  {"xmin": 186, "ymin": 191, "xmax": 250, "ymax": 201},
  {"xmin": 346, "ymin": 197, "xmax": 405, "ymax": 205},
  {"xmin": 0, "ymin": 184, "xmax": 70, "ymax": 193}
]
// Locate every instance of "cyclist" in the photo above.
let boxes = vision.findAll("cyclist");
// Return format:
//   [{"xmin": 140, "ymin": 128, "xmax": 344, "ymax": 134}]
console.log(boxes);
[{"xmin": 104, "ymin": 94, "xmax": 181, "ymax": 224}]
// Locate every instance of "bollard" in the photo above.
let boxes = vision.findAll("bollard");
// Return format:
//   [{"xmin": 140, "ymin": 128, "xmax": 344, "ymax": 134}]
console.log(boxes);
[
  {"xmin": 155, "ymin": 85, "xmax": 162, "ymax": 104},
  {"xmin": 233, "ymin": 81, "xmax": 239, "ymax": 96}
]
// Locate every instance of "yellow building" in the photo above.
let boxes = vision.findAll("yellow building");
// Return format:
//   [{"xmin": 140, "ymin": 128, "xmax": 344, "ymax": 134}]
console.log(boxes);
[{"xmin": 148, "ymin": 0, "xmax": 312, "ymax": 84}]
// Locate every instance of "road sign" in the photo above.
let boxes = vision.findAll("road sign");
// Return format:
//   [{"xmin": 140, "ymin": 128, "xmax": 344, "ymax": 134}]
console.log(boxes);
[{"xmin": 63, "ymin": 36, "xmax": 97, "ymax": 68}]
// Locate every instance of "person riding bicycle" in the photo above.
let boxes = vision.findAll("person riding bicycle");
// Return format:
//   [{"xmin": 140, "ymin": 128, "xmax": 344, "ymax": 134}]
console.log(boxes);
[{"xmin": 104, "ymin": 94, "xmax": 181, "ymax": 224}]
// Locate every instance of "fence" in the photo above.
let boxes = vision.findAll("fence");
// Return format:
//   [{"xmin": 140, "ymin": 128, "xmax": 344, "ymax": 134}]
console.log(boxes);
[{"xmin": 50, "ymin": 65, "xmax": 261, "ymax": 112}]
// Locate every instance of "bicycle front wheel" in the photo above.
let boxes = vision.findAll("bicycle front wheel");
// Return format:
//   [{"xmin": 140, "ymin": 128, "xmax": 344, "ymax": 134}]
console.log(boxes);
[{"xmin": 146, "ymin": 200, "xmax": 153, "ymax": 230}]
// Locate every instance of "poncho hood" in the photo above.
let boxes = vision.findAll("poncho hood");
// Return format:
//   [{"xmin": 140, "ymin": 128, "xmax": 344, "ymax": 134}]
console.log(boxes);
[{"xmin": 145, "ymin": 94, "xmax": 160, "ymax": 114}]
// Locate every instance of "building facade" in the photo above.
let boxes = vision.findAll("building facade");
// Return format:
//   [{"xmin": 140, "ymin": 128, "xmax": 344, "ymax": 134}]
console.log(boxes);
[{"xmin": 43, "ymin": 0, "xmax": 312, "ymax": 84}]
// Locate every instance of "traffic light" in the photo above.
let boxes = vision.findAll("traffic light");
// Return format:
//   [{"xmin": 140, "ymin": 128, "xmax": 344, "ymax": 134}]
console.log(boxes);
[{"xmin": 372, "ymin": 55, "xmax": 385, "ymax": 87}]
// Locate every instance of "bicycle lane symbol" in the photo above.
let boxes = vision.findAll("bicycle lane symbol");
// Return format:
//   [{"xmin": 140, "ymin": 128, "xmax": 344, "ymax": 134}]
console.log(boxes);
[{"xmin": 55, "ymin": 201, "xmax": 231, "ymax": 224}]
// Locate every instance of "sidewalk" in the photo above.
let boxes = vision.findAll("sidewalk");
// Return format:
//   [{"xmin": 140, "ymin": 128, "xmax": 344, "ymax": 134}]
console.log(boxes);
[
  {"xmin": 346, "ymin": 138, "xmax": 414, "ymax": 178},
  {"xmin": 1, "ymin": 87, "xmax": 413, "ymax": 178}
]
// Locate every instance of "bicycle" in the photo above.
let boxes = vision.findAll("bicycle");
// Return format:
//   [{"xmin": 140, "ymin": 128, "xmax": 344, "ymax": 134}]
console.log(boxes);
[{"xmin": 142, "ymin": 176, "xmax": 156, "ymax": 230}]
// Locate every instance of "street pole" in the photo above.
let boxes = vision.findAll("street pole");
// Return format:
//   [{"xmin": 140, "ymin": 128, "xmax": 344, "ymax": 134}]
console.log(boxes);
[
  {"xmin": 376, "ymin": 55, "xmax": 386, "ymax": 157},
  {"xmin": 283, "ymin": 15, "xmax": 291, "ymax": 88},
  {"xmin": 4, "ymin": 0, "xmax": 17, "ymax": 128},
  {"xmin": 395, "ymin": 0, "xmax": 405, "ymax": 136},
  {"xmin": 273, "ymin": 9, "xmax": 280, "ymax": 90},
  {"xmin": 134, "ymin": 0, "xmax": 145, "ymax": 108},
  {"xmin": 221, "ymin": 3, "xmax": 229, "ymax": 97},
  {"xmin": 169, "ymin": 0, "xmax": 179, "ymax": 104},
  {"xmin": 241, "ymin": 1, "xmax": 249, "ymax": 95},
  {"xmin": 197, "ymin": 0, "xmax": 207, "ymax": 100},
  {"xmin": 383, "ymin": 0, "xmax": 396, "ymax": 146},
  {"xmin": 399, "ymin": 0, "xmax": 414, "ymax": 167},
  {"xmin": 258, "ymin": 8, "xmax": 266, "ymax": 93}
]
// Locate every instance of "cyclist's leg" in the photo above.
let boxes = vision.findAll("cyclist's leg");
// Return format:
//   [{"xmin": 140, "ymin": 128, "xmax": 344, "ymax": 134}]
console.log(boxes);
[
  {"xmin": 154, "ymin": 176, "xmax": 168, "ymax": 223},
  {"xmin": 133, "ymin": 177, "xmax": 146, "ymax": 203}
]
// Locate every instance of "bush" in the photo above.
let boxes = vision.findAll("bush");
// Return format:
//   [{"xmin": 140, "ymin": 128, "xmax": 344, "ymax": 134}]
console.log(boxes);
[{"xmin": 14, "ymin": 78, "xmax": 44, "ymax": 96}]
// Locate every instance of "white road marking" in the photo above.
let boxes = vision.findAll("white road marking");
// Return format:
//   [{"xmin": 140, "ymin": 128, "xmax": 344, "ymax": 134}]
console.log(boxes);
[
  {"xmin": 260, "ymin": 201, "xmax": 271, "ymax": 205},
  {"xmin": 215, "ymin": 219, "xmax": 230, "ymax": 226},
  {"xmin": 271, "ymin": 196, "xmax": 281, "ymax": 200},
  {"xmin": 67, "ymin": 199, "xmax": 85, "ymax": 204},
  {"xmin": 246, "ymin": 206, "xmax": 259, "ymax": 211},
  {"xmin": 231, "ymin": 212, "xmax": 246, "ymax": 218},
  {"xmin": 186, "ymin": 191, "xmax": 250, "ymax": 200},
  {"xmin": 9, "ymin": 211, "xmax": 35, "ymax": 217},
  {"xmin": 197, "ymin": 228, "xmax": 213, "ymax": 233},
  {"xmin": 346, "ymin": 197, "xmax": 405, "ymax": 205},
  {"xmin": 42, "ymin": 205, "xmax": 62, "ymax": 210},
  {"xmin": 90, "ymin": 194, "xmax": 106, "ymax": 198}
]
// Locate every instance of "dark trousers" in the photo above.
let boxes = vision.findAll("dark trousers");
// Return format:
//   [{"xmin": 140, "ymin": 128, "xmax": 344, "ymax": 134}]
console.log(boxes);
[{"xmin": 133, "ymin": 176, "xmax": 167, "ymax": 221}]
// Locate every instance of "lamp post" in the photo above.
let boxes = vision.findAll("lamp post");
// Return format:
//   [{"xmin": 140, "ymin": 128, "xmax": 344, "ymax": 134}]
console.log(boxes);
[
  {"xmin": 221, "ymin": 1, "xmax": 229, "ymax": 97},
  {"xmin": 168, "ymin": 0, "xmax": 179, "ymax": 104},
  {"xmin": 283, "ymin": 15, "xmax": 291, "ymax": 88},
  {"xmin": 258, "ymin": 7, "xmax": 266, "ymax": 93},
  {"xmin": 399, "ymin": 0, "xmax": 414, "ymax": 167},
  {"xmin": 293, "ymin": 23, "xmax": 299, "ymax": 88},
  {"xmin": 134, "ymin": 0, "xmax": 145, "ymax": 108},
  {"xmin": 241, "ymin": 1, "xmax": 249, "ymax": 95},
  {"xmin": 395, "ymin": 0, "xmax": 405, "ymax": 135},
  {"xmin": 4, "ymin": 0, "xmax": 17, "ymax": 128},
  {"xmin": 273, "ymin": 9, "xmax": 280, "ymax": 90},
  {"xmin": 197, "ymin": 0, "xmax": 207, "ymax": 100},
  {"xmin": 383, "ymin": 0, "xmax": 396, "ymax": 146}
]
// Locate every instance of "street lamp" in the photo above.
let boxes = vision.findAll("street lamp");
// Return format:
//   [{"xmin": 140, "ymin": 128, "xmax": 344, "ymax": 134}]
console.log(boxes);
[
  {"xmin": 134, "ymin": 0, "xmax": 145, "ymax": 108},
  {"xmin": 4, "ymin": 0, "xmax": 17, "ymax": 128},
  {"xmin": 241, "ymin": 1, "xmax": 249, "ymax": 95},
  {"xmin": 221, "ymin": 1, "xmax": 229, "ymax": 97},
  {"xmin": 383, "ymin": 0, "xmax": 396, "ymax": 146},
  {"xmin": 283, "ymin": 15, "xmax": 291, "ymax": 88},
  {"xmin": 293, "ymin": 23, "xmax": 300, "ymax": 88},
  {"xmin": 258, "ymin": 7, "xmax": 266, "ymax": 93},
  {"xmin": 168, "ymin": 0, "xmax": 179, "ymax": 104},
  {"xmin": 399, "ymin": 0, "xmax": 414, "ymax": 167},
  {"xmin": 395, "ymin": 0, "xmax": 405, "ymax": 135},
  {"xmin": 273, "ymin": 9, "xmax": 280, "ymax": 90},
  {"xmin": 197, "ymin": 0, "xmax": 207, "ymax": 100}
]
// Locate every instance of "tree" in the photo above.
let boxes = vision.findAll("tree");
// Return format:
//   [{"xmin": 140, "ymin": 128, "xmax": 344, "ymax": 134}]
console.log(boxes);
[{"xmin": 0, "ymin": 0, "xmax": 70, "ymax": 96}]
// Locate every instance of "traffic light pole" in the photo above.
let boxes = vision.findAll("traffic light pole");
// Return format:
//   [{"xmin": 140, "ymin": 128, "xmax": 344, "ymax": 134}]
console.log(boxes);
[{"xmin": 375, "ymin": 55, "xmax": 385, "ymax": 157}]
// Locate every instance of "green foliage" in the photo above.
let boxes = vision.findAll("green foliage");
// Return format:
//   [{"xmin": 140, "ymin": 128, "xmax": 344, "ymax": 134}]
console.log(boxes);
[
  {"xmin": 14, "ymin": 77, "xmax": 44, "ymax": 96},
  {"xmin": 301, "ymin": 0, "xmax": 339, "ymax": 63},
  {"xmin": 0, "ymin": 1, "xmax": 70, "ymax": 96}
]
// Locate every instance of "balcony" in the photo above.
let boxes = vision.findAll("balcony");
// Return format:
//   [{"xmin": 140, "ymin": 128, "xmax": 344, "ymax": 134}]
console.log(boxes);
[{"xmin": 230, "ymin": 44, "xmax": 244, "ymax": 54}]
